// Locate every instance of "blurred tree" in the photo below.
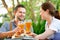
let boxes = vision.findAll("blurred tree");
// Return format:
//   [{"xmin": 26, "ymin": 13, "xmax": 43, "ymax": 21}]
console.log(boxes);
[
  {"xmin": 29, "ymin": 0, "xmax": 35, "ymax": 21},
  {"xmin": 46, "ymin": 0, "xmax": 50, "ymax": 2},
  {"xmin": 12, "ymin": 0, "xmax": 15, "ymax": 11},
  {"xmin": 1, "ymin": 0, "xmax": 13, "ymax": 20},
  {"xmin": 1, "ymin": 0, "xmax": 21, "ymax": 20},
  {"xmin": 17, "ymin": 0, "xmax": 20, "ymax": 5}
]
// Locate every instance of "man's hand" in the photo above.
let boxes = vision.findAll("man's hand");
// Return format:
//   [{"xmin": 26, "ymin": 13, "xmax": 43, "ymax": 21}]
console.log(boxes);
[
  {"xmin": 13, "ymin": 27, "xmax": 24, "ymax": 33},
  {"xmin": 12, "ymin": 27, "xmax": 24, "ymax": 38}
]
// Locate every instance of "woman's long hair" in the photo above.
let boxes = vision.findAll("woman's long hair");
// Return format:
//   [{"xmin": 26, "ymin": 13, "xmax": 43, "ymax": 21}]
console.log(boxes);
[{"xmin": 41, "ymin": 2, "xmax": 60, "ymax": 19}]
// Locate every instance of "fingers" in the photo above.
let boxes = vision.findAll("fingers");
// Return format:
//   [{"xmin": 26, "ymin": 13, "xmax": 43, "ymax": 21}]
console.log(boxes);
[
  {"xmin": 13, "ymin": 27, "xmax": 23, "ymax": 33},
  {"xmin": 26, "ymin": 32, "xmax": 37, "ymax": 38}
]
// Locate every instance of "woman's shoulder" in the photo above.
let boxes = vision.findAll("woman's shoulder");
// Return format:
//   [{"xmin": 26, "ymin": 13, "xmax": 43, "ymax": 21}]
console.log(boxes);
[
  {"xmin": 50, "ymin": 19, "xmax": 60, "ymax": 28},
  {"xmin": 52, "ymin": 17, "xmax": 60, "ymax": 24},
  {"xmin": 49, "ymin": 17, "xmax": 60, "ymax": 32}
]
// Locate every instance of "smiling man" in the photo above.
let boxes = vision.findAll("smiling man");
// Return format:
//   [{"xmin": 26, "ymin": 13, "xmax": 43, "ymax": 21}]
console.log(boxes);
[{"xmin": 0, "ymin": 4, "xmax": 33, "ymax": 38}]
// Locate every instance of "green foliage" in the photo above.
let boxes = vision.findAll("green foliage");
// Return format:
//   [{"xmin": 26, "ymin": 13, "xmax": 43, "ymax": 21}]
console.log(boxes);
[
  {"xmin": 0, "ymin": 23, "xmax": 2, "ymax": 27},
  {"xmin": 50, "ymin": 0, "xmax": 60, "ymax": 11},
  {"xmin": 32, "ymin": 16, "xmax": 46, "ymax": 34},
  {"xmin": 0, "ymin": 14, "xmax": 10, "ymax": 23}
]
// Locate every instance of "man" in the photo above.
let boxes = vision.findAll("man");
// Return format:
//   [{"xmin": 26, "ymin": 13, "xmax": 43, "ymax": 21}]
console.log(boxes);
[{"xmin": 0, "ymin": 4, "xmax": 33, "ymax": 38}]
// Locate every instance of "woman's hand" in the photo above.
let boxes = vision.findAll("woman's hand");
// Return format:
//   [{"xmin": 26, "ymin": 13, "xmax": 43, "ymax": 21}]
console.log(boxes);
[
  {"xmin": 35, "ymin": 35, "xmax": 40, "ymax": 39},
  {"xmin": 35, "ymin": 35, "xmax": 48, "ymax": 40},
  {"xmin": 26, "ymin": 32, "xmax": 37, "ymax": 38}
]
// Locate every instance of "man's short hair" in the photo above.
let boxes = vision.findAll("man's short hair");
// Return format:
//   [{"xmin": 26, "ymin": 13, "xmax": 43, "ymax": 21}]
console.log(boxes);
[{"xmin": 14, "ymin": 4, "xmax": 25, "ymax": 11}]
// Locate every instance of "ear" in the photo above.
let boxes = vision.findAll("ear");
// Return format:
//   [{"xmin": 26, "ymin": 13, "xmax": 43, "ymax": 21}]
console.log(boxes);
[{"xmin": 14, "ymin": 11, "xmax": 16, "ymax": 15}]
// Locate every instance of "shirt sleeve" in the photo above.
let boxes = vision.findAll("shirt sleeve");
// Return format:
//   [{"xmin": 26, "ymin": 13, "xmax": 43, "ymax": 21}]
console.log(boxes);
[
  {"xmin": 0, "ymin": 21, "xmax": 10, "ymax": 32},
  {"xmin": 49, "ymin": 22, "xmax": 59, "ymax": 32}
]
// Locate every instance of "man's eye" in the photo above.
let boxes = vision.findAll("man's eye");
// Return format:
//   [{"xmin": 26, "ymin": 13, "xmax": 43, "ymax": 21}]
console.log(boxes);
[
  {"xmin": 19, "ymin": 12, "xmax": 22, "ymax": 13},
  {"xmin": 19, "ymin": 11, "xmax": 25, "ymax": 14}
]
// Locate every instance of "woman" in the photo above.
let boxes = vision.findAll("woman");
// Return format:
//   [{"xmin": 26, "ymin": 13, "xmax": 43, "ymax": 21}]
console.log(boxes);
[{"xmin": 34, "ymin": 2, "xmax": 60, "ymax": 40}]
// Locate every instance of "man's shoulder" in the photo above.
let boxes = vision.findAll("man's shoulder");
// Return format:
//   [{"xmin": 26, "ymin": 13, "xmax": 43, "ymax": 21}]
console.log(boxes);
[
  {"xmin": 3, "ymin": 21, "xmax": 10, "ymax": 24},
  {"xmin": 1, "ymin": 21, "xmax": 10, "ymax": 27},
  {"xmin": 3, "ymin": 19, "xmax": 14, "ymax": 25}
]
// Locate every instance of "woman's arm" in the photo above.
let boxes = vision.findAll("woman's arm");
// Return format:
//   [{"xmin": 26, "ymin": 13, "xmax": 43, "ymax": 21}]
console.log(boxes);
[{"xmin": 35, "ymin": 29, "xmax": 55, "ymax": 39}]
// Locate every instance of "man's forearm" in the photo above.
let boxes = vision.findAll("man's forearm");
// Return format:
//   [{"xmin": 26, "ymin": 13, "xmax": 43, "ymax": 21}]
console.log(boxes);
[{"xmin": 0, "ymin": 31, "xmax": 15, "ymax": 38}]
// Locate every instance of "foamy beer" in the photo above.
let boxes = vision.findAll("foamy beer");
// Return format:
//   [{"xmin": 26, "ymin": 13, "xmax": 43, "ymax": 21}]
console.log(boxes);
[
  {"xmin": 17, "ymin": 21, "xmax": 25, "ymax": 33},
  {"xmin": 12, "ymin": 21, "xmax": 25, "ymax": 39},
  {"xmin": 18, "ymin": 21, "xmax": 24, "ymax": 29},
  {"xmin": 25, "ymin": 20, "xmax": 32, "ymax": 33}
]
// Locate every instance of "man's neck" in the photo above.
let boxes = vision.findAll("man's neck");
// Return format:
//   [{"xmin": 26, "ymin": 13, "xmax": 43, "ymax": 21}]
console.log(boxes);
[{"xmin": 14, "ymin": 18, "xmax": 24, "ymax": 25}]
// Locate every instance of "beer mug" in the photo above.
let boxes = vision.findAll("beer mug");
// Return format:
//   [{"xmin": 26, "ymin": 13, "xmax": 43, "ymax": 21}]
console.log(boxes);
[
  {"xmin": 25, "ymin": 19, "xmax": 32, "ymax": 33},
  {"xmin": 18, "ymin": 21, "xmax": 24, "ymax": 29}
]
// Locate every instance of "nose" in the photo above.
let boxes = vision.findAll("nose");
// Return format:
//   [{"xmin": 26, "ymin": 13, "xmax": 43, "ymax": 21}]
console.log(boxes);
[{"xmin": 20, "ymin": 13, "xmax": 23, "ymax": 16}]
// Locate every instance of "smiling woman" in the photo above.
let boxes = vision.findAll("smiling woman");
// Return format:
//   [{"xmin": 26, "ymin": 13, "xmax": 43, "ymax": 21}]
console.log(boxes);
[{"xmin": 34, "ymin": 2, "xmax": 60, "ymax": 40}]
